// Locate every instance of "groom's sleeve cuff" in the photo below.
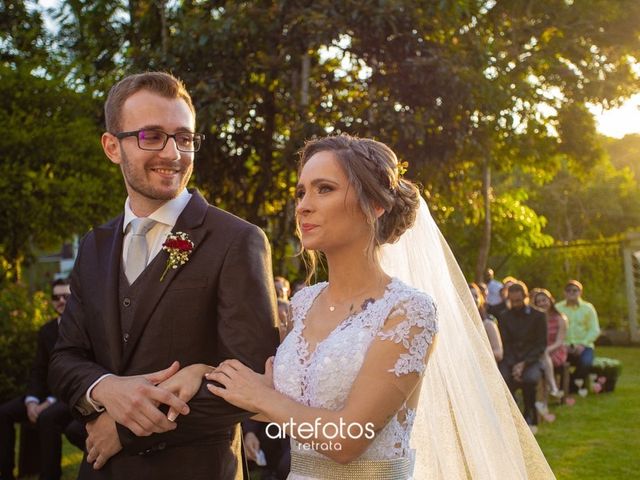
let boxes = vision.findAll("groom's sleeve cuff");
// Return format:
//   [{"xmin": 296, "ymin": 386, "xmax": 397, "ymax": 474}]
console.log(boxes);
[{"xmin": 76, "ymin": 374, "xmax": 112, "ymax": 415}]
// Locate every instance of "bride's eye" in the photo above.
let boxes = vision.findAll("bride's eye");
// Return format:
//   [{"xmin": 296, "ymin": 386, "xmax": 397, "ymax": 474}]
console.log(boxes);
[
  {"xmin": 318, "ymin": 184, "xmax": 334, "ymax": 194},
  {"xmin": 295, "ymin": 188, "xmax": 305, "ymax": 200}
]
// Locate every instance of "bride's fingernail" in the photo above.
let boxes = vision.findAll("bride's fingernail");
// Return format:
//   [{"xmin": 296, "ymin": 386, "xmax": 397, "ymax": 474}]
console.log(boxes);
[{"xmin": 167, "ymin": 411, "xmax": 177, "ymax": 422}]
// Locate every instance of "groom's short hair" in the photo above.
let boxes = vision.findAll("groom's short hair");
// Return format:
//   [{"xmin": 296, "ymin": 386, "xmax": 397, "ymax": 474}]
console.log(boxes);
[{"xmin": 104, "ymin": 71, "xmax": 195, "ymax": 133}]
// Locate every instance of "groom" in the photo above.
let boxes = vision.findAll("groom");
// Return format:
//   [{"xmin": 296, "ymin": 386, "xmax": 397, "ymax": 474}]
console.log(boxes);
[{"xmin": 49, "ymin": 72, "xmax": 279, "ymax": 479}]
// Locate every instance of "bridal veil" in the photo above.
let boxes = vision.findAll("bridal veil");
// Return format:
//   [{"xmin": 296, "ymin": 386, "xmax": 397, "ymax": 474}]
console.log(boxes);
[{"xmin": 380, "ymin": 197, "xmax": 555, "ymax": 479}]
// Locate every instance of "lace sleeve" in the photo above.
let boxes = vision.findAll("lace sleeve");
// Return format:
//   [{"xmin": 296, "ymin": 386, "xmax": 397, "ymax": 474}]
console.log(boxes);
[
  {"xmin": 320, "ymin": 288, "xmax": 438, "ymax": 443},
  {"xmin": 377, "ymin": 291, "xmax": 438, "ymax": 376}
]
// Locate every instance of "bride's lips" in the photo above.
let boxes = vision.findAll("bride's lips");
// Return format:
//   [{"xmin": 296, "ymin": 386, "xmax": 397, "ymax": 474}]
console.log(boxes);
[{"xmin": 300, "ymin": 223, "xmax": 319, "ymax": 233}]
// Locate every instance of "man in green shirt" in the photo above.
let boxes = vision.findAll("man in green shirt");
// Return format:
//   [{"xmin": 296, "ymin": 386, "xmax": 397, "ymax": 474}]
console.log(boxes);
[{"xmin": 556, "ymin": 280, "xmax": 600, "ymax": 392}]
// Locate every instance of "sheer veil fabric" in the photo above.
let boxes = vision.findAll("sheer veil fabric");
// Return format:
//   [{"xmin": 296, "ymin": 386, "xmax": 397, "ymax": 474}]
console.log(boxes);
[{"xmin": 380, "ymin": 197, "xmax": 555, "ymax": 479}]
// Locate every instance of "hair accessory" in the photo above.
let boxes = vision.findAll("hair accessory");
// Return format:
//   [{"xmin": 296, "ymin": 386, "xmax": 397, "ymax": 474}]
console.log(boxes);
[{"xmin": 397, "ymin": 160, "xmax": 409, "ymax": 176}]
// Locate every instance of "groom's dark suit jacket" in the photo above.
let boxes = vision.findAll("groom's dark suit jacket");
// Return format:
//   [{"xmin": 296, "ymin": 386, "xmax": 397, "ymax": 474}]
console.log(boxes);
[{"xmin": 49, "ymin": 190, "xmax": 279, "ymax": 480}]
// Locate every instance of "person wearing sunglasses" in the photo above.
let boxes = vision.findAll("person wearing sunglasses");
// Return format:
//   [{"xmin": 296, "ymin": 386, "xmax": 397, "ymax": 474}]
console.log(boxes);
[{"xmin": 0, "ymin": 278, "xmax": 86, "ymax": 480}]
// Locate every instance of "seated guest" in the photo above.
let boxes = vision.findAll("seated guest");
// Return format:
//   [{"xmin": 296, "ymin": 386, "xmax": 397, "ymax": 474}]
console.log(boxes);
[
  {"xmin": 488, "ymin": 275, "xmax": 518, "ymax": 319},
  {"xmin": 497, "ymin": 281, "xmax": 547, "ymax": 431},
  {"xmin": 532, "ymin": 288, "xmax": 567, "ymax": 400},
  {"xmin": 469, "ymin": 282, "xmax": 503, "ymax": 362},
  {"xmin": 0, "ymin": 279, "xmax": 86, "ymax": 480},
  {"xmin": 555, "ymin": 280, "xmax": 601, "ymax": 393}
]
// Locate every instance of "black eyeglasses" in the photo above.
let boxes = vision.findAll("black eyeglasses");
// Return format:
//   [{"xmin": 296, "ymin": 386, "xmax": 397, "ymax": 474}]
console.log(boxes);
[
  {"xmin": 115, "ymin": 129, "xmax": 205, "ymax": 152},
  {"xmin": 52, "ymin": 294, "xmax": 70, "ymax": 301}
]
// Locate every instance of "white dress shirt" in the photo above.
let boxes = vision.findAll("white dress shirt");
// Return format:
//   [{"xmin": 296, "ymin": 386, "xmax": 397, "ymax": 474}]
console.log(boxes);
[
  {"xmin": 122, "ymin": 188, "xmax": 192, "ymax": 268},
  {"xmin": 486, "ymin": 279, "xmax": 504, "ymax": 306}
]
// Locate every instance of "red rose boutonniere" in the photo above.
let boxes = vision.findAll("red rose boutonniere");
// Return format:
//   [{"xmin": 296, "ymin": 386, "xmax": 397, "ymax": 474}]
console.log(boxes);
[{"xmin": 160, "ymin": 232, "xmax": 194, "ymax": 282}]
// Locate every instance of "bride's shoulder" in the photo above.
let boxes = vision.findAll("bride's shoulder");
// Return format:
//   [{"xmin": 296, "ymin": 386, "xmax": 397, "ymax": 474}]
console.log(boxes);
[{"xmin": 388, "ymin": 278, "xmax": 438, "ymax": 320}]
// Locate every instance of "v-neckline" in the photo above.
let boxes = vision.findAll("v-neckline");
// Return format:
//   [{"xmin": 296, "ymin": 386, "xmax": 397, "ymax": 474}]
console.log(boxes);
[{"xmin": 297, "ymin": 278, "xmax": 397, "ymax": 361}]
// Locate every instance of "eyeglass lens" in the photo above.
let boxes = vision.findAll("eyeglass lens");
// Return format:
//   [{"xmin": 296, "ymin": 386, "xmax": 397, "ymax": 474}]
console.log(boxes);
[{"xmin": 137, "ymin": 130, "xmax": 201, "ymax": 152}]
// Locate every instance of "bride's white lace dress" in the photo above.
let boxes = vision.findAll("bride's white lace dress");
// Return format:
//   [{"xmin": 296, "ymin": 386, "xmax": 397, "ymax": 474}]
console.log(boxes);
[{"xmin": 273, "ymin": 277, "xmax": 438, "ymax": 480}]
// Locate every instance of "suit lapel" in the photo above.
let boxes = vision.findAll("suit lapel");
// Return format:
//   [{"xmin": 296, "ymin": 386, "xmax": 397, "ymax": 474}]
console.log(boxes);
[
  {"xmin": 120, "ymin": 190, "xmax": 210, "ymax": 370},
  {"xmin": 94, "ymin": 215, "xmax": 125, "ymax": 373}
]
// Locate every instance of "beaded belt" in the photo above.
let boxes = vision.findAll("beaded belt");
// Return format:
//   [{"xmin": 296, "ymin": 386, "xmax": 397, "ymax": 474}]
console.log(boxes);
[{"xmin": 290, "ymin": 451, "xmax": 412, "ymax": 480}]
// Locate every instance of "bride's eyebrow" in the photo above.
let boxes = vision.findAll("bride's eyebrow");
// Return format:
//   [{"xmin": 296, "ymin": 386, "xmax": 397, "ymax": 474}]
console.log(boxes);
[{"xmin": 309, "ymin": 178, "xmax": 340, "ymax": 187}]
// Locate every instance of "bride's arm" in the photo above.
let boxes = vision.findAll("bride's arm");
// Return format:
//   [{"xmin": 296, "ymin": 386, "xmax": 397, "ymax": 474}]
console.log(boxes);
[{"xmin": 207, "ymin": 294, "xmax": 438, "ymax": 464}]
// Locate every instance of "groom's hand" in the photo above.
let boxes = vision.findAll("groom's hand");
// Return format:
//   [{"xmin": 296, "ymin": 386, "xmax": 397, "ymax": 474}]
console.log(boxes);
[
  {"xmin": 91, "ymin": 361, "xmax": 190, "ymax": 436},
  {"xmin": 86, "ymin": 412, "xmax": 122, "ymax": 470}
]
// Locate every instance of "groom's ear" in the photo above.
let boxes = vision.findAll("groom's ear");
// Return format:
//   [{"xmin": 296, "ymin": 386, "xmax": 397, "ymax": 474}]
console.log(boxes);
[{"xmin": 102, "ymin": 132, "xmax": 122, "ymax": 165}]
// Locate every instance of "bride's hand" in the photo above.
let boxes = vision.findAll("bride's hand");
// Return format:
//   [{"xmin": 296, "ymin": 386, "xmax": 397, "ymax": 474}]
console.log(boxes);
[
  {"xmin": 161, "ymin": 363, "xmax": 213, "ymax": 421},
  {"xmin": 205, "ymin": 357, "xmax": 275, "ymax": 412}
]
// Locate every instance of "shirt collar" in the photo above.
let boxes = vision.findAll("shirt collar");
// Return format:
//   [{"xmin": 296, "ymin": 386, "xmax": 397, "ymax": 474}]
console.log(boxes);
[
  {"xmin": 123, "ymin": 189, "xmax": 192, "ymax": 233},
  {"xmin": 561, "ymin": 298, "xmax": 584, "ymax": 308}
]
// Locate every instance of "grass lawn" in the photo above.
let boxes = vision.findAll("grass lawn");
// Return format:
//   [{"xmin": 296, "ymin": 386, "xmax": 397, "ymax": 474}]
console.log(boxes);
[
  {"xmin": 27, "ymin": 346, "xmax": 638, "ymax": 479},
  {"xmin": 536, "ymin": 346, "xmax": 640, "ymax": 479}
]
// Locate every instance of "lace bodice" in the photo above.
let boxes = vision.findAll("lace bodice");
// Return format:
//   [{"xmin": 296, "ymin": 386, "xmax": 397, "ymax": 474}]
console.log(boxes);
[{"xmin": 273, "ymin": 277, "xmax": 438, "ymax": 466}]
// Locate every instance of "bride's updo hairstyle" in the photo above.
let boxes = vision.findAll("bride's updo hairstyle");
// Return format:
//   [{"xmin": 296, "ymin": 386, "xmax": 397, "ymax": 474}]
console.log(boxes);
[{"xmin": 298, "ymin": 134, "xmax": 421, "ymax": 256}]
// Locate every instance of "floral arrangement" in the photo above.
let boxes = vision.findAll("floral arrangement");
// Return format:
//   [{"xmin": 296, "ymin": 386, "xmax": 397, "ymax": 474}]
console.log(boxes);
[
  {"xmin": 589, "ymin": 357, "xmax": 622, "ymax": 392},
  {"xmin": 160, "ymin": 232, "xmax": 194, "ymax": 282}
]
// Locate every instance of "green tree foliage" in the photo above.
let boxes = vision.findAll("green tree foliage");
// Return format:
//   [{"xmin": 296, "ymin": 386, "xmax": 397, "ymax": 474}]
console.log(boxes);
[
  {"xmin": 0, "ymin": 2, "xmax": 123, "ymax": 282},
  {"xmin": 10, "ymin": 0, "xmax": 640, "ymax": 282},
  {"xmin": 0, "ymin": 283, "xmax": 50, "ymax": 401},
  {"xmin": 0, "ymin": 0, "xmax": 48, "ymax": 66},
  {"xmin": 0, "ymin": 65, "xmax": 124, "ymax": 281},
  {"xmin": 531, "ymin": 155, "xmax": 640, "ymax": 242},
  {"xmin": 605, "ymin": 133, "xmax": 640, "ymax": 183}
]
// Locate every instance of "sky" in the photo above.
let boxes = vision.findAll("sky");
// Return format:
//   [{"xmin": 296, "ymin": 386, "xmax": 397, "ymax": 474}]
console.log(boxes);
[{"xmin": 590, "ymin": 94, "xmax": 640, "ymax": 139}]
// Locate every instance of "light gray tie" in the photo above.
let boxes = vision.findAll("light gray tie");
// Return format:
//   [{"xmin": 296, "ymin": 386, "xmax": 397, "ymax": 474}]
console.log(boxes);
[{"xmin": 125, "ymin": 217, "xmax": 156, "ymax": 284}]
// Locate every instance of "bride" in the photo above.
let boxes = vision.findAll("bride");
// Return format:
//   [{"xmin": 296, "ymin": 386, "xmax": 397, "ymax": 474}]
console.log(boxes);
[{"xmin": 205, "ymin": 135, "xmax": 554, "ymax": 479}]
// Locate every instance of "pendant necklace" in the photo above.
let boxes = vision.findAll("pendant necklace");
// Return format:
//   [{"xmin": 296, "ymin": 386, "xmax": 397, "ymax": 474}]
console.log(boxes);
[{"xmin": 326, "ymin": 281, "xmax": 382, "ymax": 313}]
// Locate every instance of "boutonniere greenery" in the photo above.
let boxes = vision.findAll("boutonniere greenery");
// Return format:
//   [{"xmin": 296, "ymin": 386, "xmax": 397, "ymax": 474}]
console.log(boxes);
[{"xmin": 160, "ymin": 232, "xmax": 194, "ymax": 282}]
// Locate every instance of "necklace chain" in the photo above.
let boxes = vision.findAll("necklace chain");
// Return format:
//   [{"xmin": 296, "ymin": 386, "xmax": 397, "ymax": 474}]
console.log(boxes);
[{"xmin": 324, "ymin": 278, "xmax": 386, "ymax": 312}]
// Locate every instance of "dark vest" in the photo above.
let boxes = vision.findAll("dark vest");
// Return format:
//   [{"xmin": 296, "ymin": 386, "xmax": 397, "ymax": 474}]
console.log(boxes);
[{"xmin": 118, "ymin": 262, "xmax": 155, "ymax": 346}]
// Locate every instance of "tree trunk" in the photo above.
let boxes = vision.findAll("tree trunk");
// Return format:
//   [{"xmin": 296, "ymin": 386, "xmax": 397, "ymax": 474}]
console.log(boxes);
[
  {"xmin": 475, "ymin": 156, "xmax": 492, "ymax": 283},
  {"xmin": 158, "ymin": 0, "xmax": 168, "ymax": 61},
  {"xmin": 300, "ymin": 51, "xmax": 310, "ymax": 107}
]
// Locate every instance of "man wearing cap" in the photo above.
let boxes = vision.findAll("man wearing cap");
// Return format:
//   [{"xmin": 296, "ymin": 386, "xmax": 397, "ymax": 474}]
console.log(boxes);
[{"xmin": 556, "ymin": 280, "xmax": 601, "ymax": 392}]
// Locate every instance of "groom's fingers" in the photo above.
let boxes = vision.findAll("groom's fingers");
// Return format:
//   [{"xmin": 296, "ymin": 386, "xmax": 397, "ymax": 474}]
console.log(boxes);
[
  {"xmin": 143, "ymin": 360, "xmax": 180, "ymax": 385},
  {"xmin": 113, "ymin": 385, "xmax": 187, "ymax": 436},
  {"xmin": 131, "ymin": 402, "xmax": 178, "ymax": 436},
  {"xmin": 87, "ymin": 447, "xmax": 96, "ymax": 463}
]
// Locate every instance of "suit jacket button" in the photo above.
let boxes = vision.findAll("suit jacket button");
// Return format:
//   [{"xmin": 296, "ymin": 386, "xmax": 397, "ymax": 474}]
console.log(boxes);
[
  {"xmin": 123, "ymin": 333, "xmax": 130, "ymax": 343},
  {"xmin": 123, "ymin": 297, "xmax": 131, "ymax": 307},
  {"xmin": 157, "ymin": 442, "xmax": 167, "ymax": 450}
]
